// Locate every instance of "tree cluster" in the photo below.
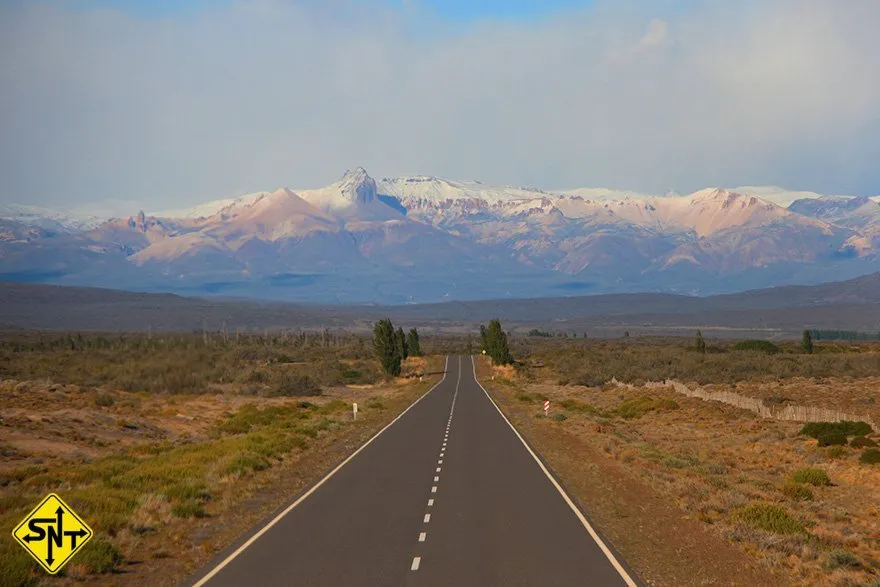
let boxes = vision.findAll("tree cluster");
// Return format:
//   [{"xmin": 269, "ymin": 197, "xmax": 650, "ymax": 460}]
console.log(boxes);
[
  {"xmin": 372, "ymin": 319, "xmax": 421, "ymax": 376},
  {"xmin": 480, "ymin": 319, "xmax": 513, "ymax": 365}
]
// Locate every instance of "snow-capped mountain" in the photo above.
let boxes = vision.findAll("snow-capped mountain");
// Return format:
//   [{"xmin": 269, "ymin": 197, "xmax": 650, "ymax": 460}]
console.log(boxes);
[
  {"xmin": 1, "ymin": 168, "xmax": 878, "ymax": 303},
  {"xmin": 0, "ymin": 203, "xmax": 104, "ymax": 232}
]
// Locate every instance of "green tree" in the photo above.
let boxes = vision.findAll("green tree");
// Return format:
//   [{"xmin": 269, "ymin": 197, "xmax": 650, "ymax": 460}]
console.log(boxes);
[
  {"xmin": 694, "ymin": 329, "xmax": 707, "ymax": 354},
  {"xmin": 373, "ymin": 319, "xmax": 401, "ymax": 376},
  {"xmin": 479, "ymin": 324, "xmax": 488, "ymax": 353},
  {"xmin": 396, "ymin": 327, "xmax": 408, "ymax": 360},
  {"xmin": 406, "ymin": 328, "xmax": 421, "ymax": 357},
  {"xmin": 802, "ymin": 329, "xmax": 814, "ymax": 354},
  {"xmin": 482, "ymin": 319, "xmax": 512, "ymax": 365}
]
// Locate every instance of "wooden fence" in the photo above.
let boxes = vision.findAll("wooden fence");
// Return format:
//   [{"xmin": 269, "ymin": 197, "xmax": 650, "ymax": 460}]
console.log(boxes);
[{"xmin": 610, "ymin": 378, "xmax": 876, "ymax": 430}]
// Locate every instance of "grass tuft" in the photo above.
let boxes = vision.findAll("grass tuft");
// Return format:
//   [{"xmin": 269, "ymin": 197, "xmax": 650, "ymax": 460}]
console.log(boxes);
[
  {"xmin": 781, "ymin": 482, "xmax": 813, "ymax": 501},
  {"xmin": 790, "ymin": 468, "xmax": 830, "ymax": 486},
  {"xmin": 732, "ymin": 503, "xmax": 805, "ymax": 534},
  {"xmin": 616, "ymin": 396, "xmax": 679, "ymax": 419}
]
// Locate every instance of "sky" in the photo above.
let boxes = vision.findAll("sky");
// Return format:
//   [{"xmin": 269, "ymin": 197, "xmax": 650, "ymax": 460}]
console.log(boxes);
[{"xmin": 2, "ymin": 0, "xmax": 880, "ymax": 216}]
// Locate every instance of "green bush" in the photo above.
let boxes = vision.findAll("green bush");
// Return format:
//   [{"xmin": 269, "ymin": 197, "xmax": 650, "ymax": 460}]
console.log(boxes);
[
  {"xmin": 271, "ymin": 374, "xmax": 321, "ymax": 397},
  {"xmin": 732, "ymin": 503, "xmax": 805, "ymax": 534},
  {"xmin": 75, "ymin": 539, "xmax": 122, "ymax": 574},
  {"xmin": 616, "ymin": 396, "xmax": 679, "ymax": 419},
  {"xmin": 224, "ymin": 452, "xmax": 270, "ymax": 477},
  {"xmin": 825, "ymin": 446, "xmax": 847, "ymax": 459},
  {"xmin": 817, "ymin": 433, "xmax": 847, "ymax": 447},
  {"xmin": 171, "ymin": 500, "xmax": 207, "ymax": 518},
  {"xmin": 558, "ymin": 398, "xmax": 599, "ymax": 414},
  {"xmin": 790, "ymin": 468, "xmax": 830, "ymax": 486},
  {"xmin": 860, "ymin": 448, "xmax": 880, "ymax": 465},
  {"xmin": 94, "ymin": 393, "xmax": 115, "ymax": 407},
  {"xmin": 730, "ymin": 340, "xmax": 780, "ymax": 354},
  {"xmin": 850, "ymin": 436, "xmax": 878, "ymax": 448},
  {"xmin": 825, "ymin": 550, "xmax": 861, "ymax": 570},
  {"xmin": 800, "ymin": 421, "xmax": 873, "ymax": 438},
  {"xmin": 551, "ymin": 413, "xmax": 568, "ymax": 422},
  {"xmin": 781, "ymin": 482, "xmax": 813, "ymax": 501}
]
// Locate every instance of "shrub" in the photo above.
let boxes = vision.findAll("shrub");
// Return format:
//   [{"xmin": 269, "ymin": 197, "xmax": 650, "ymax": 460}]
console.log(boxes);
[
  {"xmin": 730, "ymin": 340, "xmax": 780, "ymax": 354},
  {"xmin": 171, "ymin": 500, "xmax": 207, "ymax": 518},
  {"xmin": 75, "ymin": 539, "xmax": 122, "ymax": 574},
  {"xmin": 94, "ymin": 393, "xmax": 114, "ymax": 407},
  {"xmin": 800, "ymin": 421, "xmax": 873, "ymax": 438},
  {"xmin": 781, "ymin": 482, "xmax": 813, "ymax": 501},
  {"xmin": 860, "ymin": 448, "xmax": 880, "ymax": 465},
  {"xmin": 551, "ymin": 413, "xmax": 568, "ymax": 422},
  {"xmin": 224, "ymin": 452, "xmax": 270, "ymax": 477},
  {"xmin": 558, "ymin": 399, "xmax": 598, "ymax": 414},
  {"xmin": 616, "ymin": 396, "xmax": 679, "ymax": 419},
  {"xmin": 826, "ymin": 550, "xmax": 861, "ymax": 570},
  {"xmin": 850, "ymin": 436, "xmax": 877, "ymax": 448},
  {"xmin": 732, "ymin": 503, "xmax": 805, "ymax": 534},
  {"xmin": 790, "ymin": 468, "xmax": 830, "ymax": 486},
  {"xmin": 825, "ymin": 446, "xmax": 847, "ymax": 459},
  {"xmin": 817, "ymin": 433, "xmax": 847, "ymax": 447},
  {"xmin": 271, "ymin": 374, "xmax": 321, "ymax": 397}
]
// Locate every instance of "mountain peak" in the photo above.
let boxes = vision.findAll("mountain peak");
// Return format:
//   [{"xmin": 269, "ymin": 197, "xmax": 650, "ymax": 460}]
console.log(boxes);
[{"xmin": 339, "ymin": 167, "xmax": 377, "ymax": 205}]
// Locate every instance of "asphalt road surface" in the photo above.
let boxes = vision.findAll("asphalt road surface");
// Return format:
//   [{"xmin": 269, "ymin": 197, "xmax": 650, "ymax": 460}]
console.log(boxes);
[{"xmin": 190, "ymin": 356, "xmax": 636, "ymax": 587}]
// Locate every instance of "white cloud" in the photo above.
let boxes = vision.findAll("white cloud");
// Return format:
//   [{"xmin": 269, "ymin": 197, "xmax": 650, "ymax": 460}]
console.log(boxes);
[{"xmin": 1, "ymin": 0, "xmax": 879, "ymax": 214}]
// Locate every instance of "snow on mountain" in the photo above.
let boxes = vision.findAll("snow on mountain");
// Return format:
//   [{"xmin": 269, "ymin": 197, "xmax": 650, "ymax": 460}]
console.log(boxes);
[
  {"xmin": 153, "ymin": 191, "xmax": 274, "ymax": 219},
  {"xmin": 550, "ymin": 187, "xmax": 655, "ymax": 201},
  {"xmin": 0, "ymin": 203, "xmax": 104, "ymax": 232},
  {"xmin": 2, "ymin": 168, "xmax": 878, "ymax": 302},
  {"xmin": 379, "ymin": 175, "xmax": 549, "ymax": 204}
]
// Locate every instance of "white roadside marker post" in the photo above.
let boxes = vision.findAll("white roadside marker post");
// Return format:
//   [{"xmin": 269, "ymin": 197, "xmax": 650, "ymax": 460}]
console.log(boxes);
[
  {"xmin": 543, "ymin": 400, "xmax": 550, "ymax": 416},
  {"xmin": 353, "ymin": 403, "xmax": 358, "ymax": 421}
]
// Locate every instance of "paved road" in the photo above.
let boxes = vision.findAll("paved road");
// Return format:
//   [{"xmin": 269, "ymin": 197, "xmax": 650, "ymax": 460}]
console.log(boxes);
[{"xmin": 190, "ymin": 356, "xmax": 635, "ymax": 587}]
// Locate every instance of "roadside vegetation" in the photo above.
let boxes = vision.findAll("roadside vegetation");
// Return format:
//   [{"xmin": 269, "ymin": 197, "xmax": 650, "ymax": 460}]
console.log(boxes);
[
  {"xmin": 506, "ymin": 336, "xmax": 880, "ymax": 386},
  {"xmin": 481, "ymin": 334, "xmax": 880, "ymax": 587},
  {"xmin": 0, "ymin": 329, "xmax": 437, "ymax": 585}
]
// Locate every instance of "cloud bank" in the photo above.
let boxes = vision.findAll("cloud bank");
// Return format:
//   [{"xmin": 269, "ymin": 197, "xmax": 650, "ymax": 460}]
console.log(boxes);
[{"xmin": 1, "ymin": 0, "xmax": 879, "ymax": 214}]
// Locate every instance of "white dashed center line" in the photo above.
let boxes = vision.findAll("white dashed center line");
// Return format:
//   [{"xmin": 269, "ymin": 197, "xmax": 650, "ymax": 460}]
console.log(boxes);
[{"xmin": 410, "ymin": 356, "xmax": 462, "ymax": 573}]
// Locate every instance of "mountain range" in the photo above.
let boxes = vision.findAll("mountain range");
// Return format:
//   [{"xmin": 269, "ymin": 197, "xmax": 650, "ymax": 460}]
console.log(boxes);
[{"xmin": 1, "ymin": 168, "xmax": 879, "ymax": 303}]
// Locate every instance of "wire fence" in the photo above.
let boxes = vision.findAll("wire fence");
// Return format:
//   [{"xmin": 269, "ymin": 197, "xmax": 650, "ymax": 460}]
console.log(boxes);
[{"xmin": 610, "ymin": 378, "xmax": 876, "ymax": 431}]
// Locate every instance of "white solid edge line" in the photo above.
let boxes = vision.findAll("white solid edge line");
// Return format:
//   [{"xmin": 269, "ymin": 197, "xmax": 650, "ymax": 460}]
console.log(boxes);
[
  {"xmin": 411, "ymin": 557, "xmax": 421, "ymax": 571},
  {"xmin": 470, "ymin": 356, "xmax": 638, "ymax": 587},
  {"xmin": 191, "ymin": 356, "xmax": 451, "ymax": 587}
]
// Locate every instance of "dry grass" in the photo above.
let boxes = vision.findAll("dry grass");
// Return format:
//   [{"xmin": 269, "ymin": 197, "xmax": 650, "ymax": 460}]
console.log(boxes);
[
  {"xmin": 0, "ymin": 333, "xmax": 443, "ymax": 585},
  {"xmin": 485, "ymin": 355, "xmax": 880, "ymax": 587},
  {"xmin": 511, "ymin": 337, "xmax": 880, "ymax": 387}
]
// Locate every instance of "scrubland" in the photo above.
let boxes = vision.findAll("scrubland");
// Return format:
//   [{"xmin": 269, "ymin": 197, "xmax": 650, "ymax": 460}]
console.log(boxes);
[
  {"xmin": 483, "ymin": 338, "xmax": 880, "ymax": 586},
  {"xmin": 0, "ymin": 332, "xmax": 439, "ymax": 586}
]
